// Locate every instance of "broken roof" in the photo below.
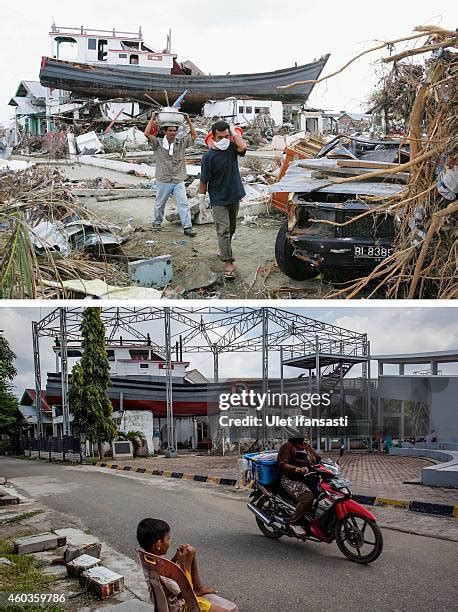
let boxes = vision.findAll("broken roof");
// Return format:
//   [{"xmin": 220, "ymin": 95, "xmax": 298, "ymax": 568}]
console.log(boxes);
[
  {"xmin": 9, "ymin": 97, "xmax": 45, "ymax": 115},
  {"xmin": 339, "ymin": 112, "xmax": 370, "ymax": 122},
  {"xmin": 9, "ymin": 81, "xmax": 47, "ymax": 114},
  {"xmin": 15, "ymin": 80, "xmax": 47, "ymax": 100}
]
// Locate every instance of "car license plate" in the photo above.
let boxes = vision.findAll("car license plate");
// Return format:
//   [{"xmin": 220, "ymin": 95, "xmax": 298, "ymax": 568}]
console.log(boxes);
[{"xmin": 354, "ymin": 245, "xmax": 393, "ymax": 259}]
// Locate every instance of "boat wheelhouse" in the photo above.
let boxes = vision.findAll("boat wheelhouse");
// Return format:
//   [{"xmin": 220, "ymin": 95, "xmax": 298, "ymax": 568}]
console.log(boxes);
[{"xmin": 48, "ymin": 23, "xmax": 192, "ymax": 74}]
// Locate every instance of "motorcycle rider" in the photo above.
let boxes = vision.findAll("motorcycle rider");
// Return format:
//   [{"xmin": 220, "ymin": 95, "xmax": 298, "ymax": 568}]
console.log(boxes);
[{"xmin": 277, "ymin": 427, "xmax": 321, "ymax": 538}]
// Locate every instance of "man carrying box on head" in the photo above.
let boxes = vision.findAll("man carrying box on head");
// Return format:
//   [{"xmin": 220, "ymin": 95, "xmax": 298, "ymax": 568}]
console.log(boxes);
[
  {"xmin": 199, "ymin": 121, "xmax": 248, "ymax": 279},
  {"xmin": 144, "ymin": 112, "xmax": 197, "ymax": 237}
]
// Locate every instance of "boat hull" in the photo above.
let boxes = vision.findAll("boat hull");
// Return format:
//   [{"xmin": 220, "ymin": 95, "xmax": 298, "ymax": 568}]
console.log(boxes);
[{"xmin": 39, "ymin": 55, "xmax": 330, "ymax": 110}]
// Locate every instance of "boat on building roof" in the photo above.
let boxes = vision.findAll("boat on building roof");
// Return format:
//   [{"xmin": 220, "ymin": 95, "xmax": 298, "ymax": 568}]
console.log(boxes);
[{"xmin": 39, "ymin": 24, "xmax": 330, "ymax": 111}]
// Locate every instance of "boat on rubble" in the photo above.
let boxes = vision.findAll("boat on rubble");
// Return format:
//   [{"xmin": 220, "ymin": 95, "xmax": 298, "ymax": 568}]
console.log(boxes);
[{"xmin": 39, "ymin": 24, "xmax": 330, "ymax": 111}]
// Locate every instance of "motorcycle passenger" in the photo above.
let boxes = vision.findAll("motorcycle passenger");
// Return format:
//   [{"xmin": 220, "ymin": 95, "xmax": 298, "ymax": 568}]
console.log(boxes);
[{"xmin": 277, "ymin": 427, "xmax": 321, "ymax": 537}]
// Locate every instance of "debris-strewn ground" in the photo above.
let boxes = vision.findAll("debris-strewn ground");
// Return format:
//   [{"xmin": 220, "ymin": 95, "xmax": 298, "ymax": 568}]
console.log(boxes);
[{"xmin": 0, "ymin": 160, "xmax": 332, "ymax": 299}]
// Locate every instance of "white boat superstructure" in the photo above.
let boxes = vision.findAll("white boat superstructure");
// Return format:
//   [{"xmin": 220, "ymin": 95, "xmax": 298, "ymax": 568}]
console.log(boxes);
[{"xmin": 49, "ymin": 23, "xmax": 176, "ymax": 73}]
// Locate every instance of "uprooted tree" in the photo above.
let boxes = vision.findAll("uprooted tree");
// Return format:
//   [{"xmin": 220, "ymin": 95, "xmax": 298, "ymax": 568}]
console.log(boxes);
[
  {"xmin": 69, "ymin": 307, "xmax": 117, "ymax": 459},
  {"xmin": 281, "ymin": 25, "xmax": 457, "ymax": 299},
  {"xmin": 0, "ymin": 332, "xmax": 22, "ymax": 454}
]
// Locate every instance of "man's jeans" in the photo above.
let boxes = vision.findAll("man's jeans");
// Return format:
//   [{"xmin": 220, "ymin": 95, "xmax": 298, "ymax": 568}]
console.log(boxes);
[{"xmin": 154, "ymin": 181, "xmax": 192, "ymax": 228}]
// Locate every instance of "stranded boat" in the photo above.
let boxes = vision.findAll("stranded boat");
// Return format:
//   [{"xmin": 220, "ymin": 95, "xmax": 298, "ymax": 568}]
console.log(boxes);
[{"xmin": 39, "ymin": 24, "xmax": 330, "ymax": 111}]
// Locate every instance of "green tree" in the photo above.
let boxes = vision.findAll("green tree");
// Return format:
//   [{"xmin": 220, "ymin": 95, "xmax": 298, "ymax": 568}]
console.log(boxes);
[
  {"xmin": 68, "ymin": 361, "xmax": 83, "ymax": 425},
  {"xmin": 70, "ymin": 308, "xmax": 117, "ymax": 459},
  {"xmin": 0, "ymin": 332, "xmax": 22, "ymax": 453}
]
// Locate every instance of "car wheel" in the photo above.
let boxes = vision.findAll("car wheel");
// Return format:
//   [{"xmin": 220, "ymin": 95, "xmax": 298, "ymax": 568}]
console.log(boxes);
[{"xmin": 275, "ymin": 220, "xmax": 318, "ymax": 281}]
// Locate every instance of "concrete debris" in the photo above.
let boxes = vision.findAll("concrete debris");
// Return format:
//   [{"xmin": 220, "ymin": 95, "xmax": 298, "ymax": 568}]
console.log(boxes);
[
  {"xmin": 13, "ymin": 532, "xmax": 66, "ymax": 554},
  {"xmin": 76, "ymin": 131, "xmax": 103, "ymax": 155},
  {"xmin": 41, "ymin": 279, "xmax": 162, "ymax": 299},
  {"xmin": 81, "ymin": 566, "xmax": 125, "ymax": 600},
  {"xmin": 172, "ymin": 260, "xmax": 219, "ymax": 294},
  {"xmin": 64, "ymin": 542, "xmax": 102, "ymax": 564},
  {"xmin": 0, "ymin": 557, "xmax": 13, "ymax": 565},
  {"xmin": 102, "ymin": 127, "xmax": 149, "ymax": 152},
  {"xmin": 0, "ymin": 159, "xmax": 33, "ymax": 173},
  {"xmin": 67, "ymin": 554, "xmax": 102, "ymax": 578},
  {"xmin": 128, "ymin": 255, "xmax": 173, "ymax": 288}
]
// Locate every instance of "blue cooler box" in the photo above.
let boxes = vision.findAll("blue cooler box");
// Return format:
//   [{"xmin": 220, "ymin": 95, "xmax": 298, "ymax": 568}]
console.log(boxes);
[{"xmin": 244, "ymin": 452, "xmax": 278, "ymax": 485}]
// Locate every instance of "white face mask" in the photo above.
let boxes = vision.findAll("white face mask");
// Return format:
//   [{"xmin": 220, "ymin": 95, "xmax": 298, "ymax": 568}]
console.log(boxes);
[{"xmin": 214, "ymin": 138, "xmax": 230, "ymax": 151}]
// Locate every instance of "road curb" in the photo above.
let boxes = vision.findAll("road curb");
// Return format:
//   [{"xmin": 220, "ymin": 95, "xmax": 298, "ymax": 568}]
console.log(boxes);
[
  {"xmin": 95, "ymin": 463, "xmax": 457, "ymax": 518},
  {"xmin": 353, "ymin": 494, "xmax": 457, "ymax": 518},
  {"xmin": 96, "ymin": 462, "xmax": 238, "ymax": 487}
]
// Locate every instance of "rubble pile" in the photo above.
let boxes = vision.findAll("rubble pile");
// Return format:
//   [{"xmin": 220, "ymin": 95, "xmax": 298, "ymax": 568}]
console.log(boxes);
[
  {"xmin": 329, "ymin": 26, "xmax": 457, "ymax": 299},
  {"xmin": 275, "ymin": 25, "xmax": 457, "ymax": 299},
  {"xmin": 0, "ymin": 167, "xmax": 130, "ymax": 298}
]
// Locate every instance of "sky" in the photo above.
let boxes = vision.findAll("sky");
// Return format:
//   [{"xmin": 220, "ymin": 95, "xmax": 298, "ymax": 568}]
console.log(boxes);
[
  {"xmin": 0, "ymin": 0, "xmax": 456, "ymax": 125},
  {"xmin": 1, "ymin": 306, "xmax": 457, "ymax": 398}
]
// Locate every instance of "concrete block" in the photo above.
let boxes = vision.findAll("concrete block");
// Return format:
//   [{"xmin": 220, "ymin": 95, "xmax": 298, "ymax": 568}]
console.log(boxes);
[
  {"xmin": 64, "ymin": 542, "xmax": 102, "ymax": 564},
  {"xmin": 81, "ymin": 566, "xmax": 124, "ymax": 600},
  {"xmin": 13, "ymin": 532, "xmax": 59, "ymax": 554},
  {"xmin": 0, "ymin": 495, "xmax": 20, "ymax": 506},
  {"xmin": 67, "ymin": 554, "xmax": 101, "ymax": 578},
  {"xmin": 128, "ymin": 255, "xmax": 173, "ymax": 289}
]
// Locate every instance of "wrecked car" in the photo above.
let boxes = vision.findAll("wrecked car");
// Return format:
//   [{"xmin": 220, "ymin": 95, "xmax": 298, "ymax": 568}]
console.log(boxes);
[{"xmin": 275, "ymin": 193, "xmax": 395, "ymax": 281}]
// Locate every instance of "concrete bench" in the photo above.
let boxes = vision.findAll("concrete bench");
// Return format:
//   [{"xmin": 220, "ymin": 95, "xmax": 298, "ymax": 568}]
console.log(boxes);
[{"xmin": 389, "ymin": 447, "xmax": 458, "ymax": 487}]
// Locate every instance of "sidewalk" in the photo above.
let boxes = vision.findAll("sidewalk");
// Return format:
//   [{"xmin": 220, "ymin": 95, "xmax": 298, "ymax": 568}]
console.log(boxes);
[
  {"xmin": 103, "ymin": 452, "xmax": 458, "ymax": 508},
  {"xmin": 0, "ymin": 482, "xmax": 150, "ymax": 610}
]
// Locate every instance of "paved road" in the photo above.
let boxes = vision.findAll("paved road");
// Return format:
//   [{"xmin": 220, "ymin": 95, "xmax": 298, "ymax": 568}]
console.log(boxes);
[{"xmin": 1, "ymin": 458, "xmax": 456, "ymax": 612}]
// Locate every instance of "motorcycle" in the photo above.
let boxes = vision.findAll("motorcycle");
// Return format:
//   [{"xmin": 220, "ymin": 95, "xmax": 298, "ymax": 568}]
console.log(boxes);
[{"xmin": 247, "ymin": 458, "xmax": 383, "ymax": 564}]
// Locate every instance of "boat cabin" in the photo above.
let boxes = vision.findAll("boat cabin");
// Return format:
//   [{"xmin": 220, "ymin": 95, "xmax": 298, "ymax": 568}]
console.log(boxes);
[
  {"xmin": 53, "ymin": 341, "xmax": 190, "ymax": 380},
  {"xmin": 49, "ymin": 23, "xmax": 176, "ymax": 73}
]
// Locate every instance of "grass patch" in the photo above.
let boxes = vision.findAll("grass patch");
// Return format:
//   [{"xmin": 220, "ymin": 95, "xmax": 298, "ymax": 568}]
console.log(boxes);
[
  {"xmin": 83, "ymin": 457, "xmax": 100, "ymax": 465},
  {"xmin": 0, "ymin": 540, "xmax": 56, "ymax": 594}
]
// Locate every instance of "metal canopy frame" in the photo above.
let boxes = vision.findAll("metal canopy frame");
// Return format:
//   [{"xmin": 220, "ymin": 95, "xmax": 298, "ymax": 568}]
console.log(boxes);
[{"xmin": 32, "ymin": 307, "xmax": 369, "ymax": 449}]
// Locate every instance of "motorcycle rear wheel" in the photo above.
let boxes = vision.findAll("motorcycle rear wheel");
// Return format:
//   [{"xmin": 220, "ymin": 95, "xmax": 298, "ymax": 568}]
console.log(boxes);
[
  {"xmin": 335, "ymin": 514, "xmax": 383, "ymax": 564},
  {"xmin": 255, "ymin": 496, "xmax": 283, "ymax": 539}
]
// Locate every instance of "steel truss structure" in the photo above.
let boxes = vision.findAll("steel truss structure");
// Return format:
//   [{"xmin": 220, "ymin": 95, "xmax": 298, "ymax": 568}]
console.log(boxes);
[{"xmin": 33, "ymin": 307, "xmax": 371, "ymax": 450}]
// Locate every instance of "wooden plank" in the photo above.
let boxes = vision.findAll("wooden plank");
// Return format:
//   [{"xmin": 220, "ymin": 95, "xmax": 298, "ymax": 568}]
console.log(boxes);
[
  {"xmin": 297, "ymin": 159, "xmax": 408, "ymax": 182},
  {"xmin": 337, "ymin": 159, "xmax": 402, "ymax": 170}
]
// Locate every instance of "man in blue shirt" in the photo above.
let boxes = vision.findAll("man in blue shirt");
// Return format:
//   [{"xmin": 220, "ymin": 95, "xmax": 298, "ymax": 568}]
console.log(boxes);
[{"xmin": 199, "ymin": 121, "xmax": 248, "ymax": 279}]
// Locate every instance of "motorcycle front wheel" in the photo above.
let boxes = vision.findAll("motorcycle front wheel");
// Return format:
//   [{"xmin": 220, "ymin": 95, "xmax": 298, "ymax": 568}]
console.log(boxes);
[
  {"xmin": 255, "ymin": 496, "xmax": 283, "ymax": 539},
  {"xmin": 335, "ymin": 514, "xmax": 383, "ymax": 564}
]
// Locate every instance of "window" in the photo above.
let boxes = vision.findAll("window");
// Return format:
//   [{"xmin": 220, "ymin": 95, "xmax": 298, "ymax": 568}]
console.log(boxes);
[
  {"xmin": 238, "ymin": 106, "xmax": 244, "ymax": 114},
  {"xmin": 139, "ymin": 363, "xmax": 149, "ymax": 369},
  {"xmin": 88, "ymin": 38, "xmax": 97, "ymax": 50},
  {"xmin": 130, "ymin": 54, "xmax": 139, "ymax": 65},
  {"xmin": 119, "ymin": 53, "xmax": 127, "ymax": 59},
  {"xmin": 106, "ymin": 350, "xmax": 115, "ymax": 362},
  {"xmin": 255, "ymin": 107, "xmax": 269, "ymax": 114},
  {"xmin": 97, "ymin": 39, "xmax": 108, "ymax": 62},
  {"xmin": 245, "ymin": 106, "xmax": 253, "ymax": 114},
  {"xmin": 130, "ymin": 350, "xmax": 149, "ymax": 360}
]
